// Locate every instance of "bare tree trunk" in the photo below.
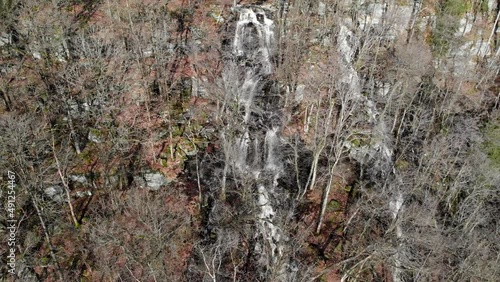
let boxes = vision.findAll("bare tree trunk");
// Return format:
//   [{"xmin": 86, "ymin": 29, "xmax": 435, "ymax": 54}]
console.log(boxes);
[
  {"xmin": 304, "ymin": 94, "xmax": 335, "ymax": 195},
  {"xmin": 406, "ymin": 0, "xmax": 422, "ymax": 44},
  {"xmin": 0, "ymin": 89, "xmax": 12, "ymax": 111},
  {"xmin": 484, "ymin": 8, "xmax": 500, "ymax": 59},
  {"xmin": 316, "ymin": 157, "xmax": 340, "ymax": 234},
  {"xmin": 66, "ymin": 110, "xmax": 81, "ymax": 155},
  {"xmin": 221, "ymin": 160, "xmax": 228, "ymax": 201},
  {"xmin": 51, "ymin": 132, "xmax": 79, "ymax": 227},
  {"xmin": 306, "ymin": 149, "xmax": 321, "ymax": 192},
  {"xmin": 30, "ymin": 191, "xmax": 65, "ymax": 281}
]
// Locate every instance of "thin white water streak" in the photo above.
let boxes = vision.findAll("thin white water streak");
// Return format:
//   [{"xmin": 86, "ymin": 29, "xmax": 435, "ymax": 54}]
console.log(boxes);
[
  {"xmin": 265, "ymin": 127, "xmax": 280, "ymax": 171},
  {"xmin": 236, "ymin": 131, "xmax": 250, "ymax": 170}
]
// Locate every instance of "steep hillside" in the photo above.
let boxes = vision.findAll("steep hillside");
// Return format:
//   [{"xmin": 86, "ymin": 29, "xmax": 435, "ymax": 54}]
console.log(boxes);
[{"xmin": 1, "ymin": 0, "xmax": 499, "ymax": 281}]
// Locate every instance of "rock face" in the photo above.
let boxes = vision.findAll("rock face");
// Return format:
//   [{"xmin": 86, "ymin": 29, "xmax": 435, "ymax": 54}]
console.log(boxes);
[
  {"xmin": 0, "ymin": 32, "xmax": 10, "ymax": 47},
  {"xmin": 87, "ymin": 129, "xmax": 103, "ymax": 144},
  {"xmin": 318, "ymin": 2, "xmax": 326, "ymax": 16},
  {"xmin": 44, "ymin": 186, "xmax": 64, "ymax": 202},
  {"xmin": 69, "ymin": 174, "xmax": 88, "ymax": 185},
  {"xmin": 191, "ymin": 76, "xmax": 209, "ymax": 97},
  {"xmin": 134, "ymin": 171, "xmax": 171, "ymax": 191}
]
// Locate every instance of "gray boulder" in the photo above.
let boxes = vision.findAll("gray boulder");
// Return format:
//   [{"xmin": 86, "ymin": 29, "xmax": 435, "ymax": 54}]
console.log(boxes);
[
  {"xmin": 134, "ymin": 171, "xmax": 171, "ymax": 191},
  {"xmin": 44, "ymin": 186, "xmax": 64, "ymax": 202},
  {"xmin": 69, "ymin": 174, "xmax": 88, "ymax": 185}
]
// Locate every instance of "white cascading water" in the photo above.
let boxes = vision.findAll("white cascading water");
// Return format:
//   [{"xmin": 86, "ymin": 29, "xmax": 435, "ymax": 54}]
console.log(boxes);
[
  {"xmin": 229, "ymin": 7, "xmax": 289, "ymax": 279},
  {"xmin": 233, "ymin": 9, "xmax": 274, "ymax": 75},
  {"xmin": 240, "ymin": 70, "xmax": 259, "ymax": 123},
  {"xmin": 236, "ymin": 130, "xmax": 250, "ymax": 170},
  {"xmin": 265, "ymin": 127, "xmax": 279, "ymax": 171}
]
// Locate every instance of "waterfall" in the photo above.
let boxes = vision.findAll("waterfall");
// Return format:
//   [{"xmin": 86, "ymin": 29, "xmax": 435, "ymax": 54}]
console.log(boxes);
[
  {"xmin": 233, "ymin": 8, "xmax": 275, "ymax": 74},
  {"xmin": 265, "ymin": 127, "xmax": 280, "ymax": 171},
  {"xmin": 227, "ymin": 6, "xmax": 291, "ymax": 279},
  {"xmin": 236, "ymin": 130, "xmax": 250, "ymax": 170},
  {"xmin": 239, "ymin": 71, "xmax": 259, "ymax": 122}
]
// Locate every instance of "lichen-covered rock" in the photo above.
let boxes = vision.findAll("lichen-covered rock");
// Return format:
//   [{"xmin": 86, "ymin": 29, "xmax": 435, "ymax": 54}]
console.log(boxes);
[
  {"xmin": 69, "ymin": 174, "xmax": 88, "ymax": 185},
  {"xmin": 134, "ymin": 171, "xmax": 172, "ymax": 191},
  {"xmin": 44, "ymin": 185, "xmax": 64, "ymax": 202},
  {"xmin": 76, "ymin": 190, "xmax": 92, "ymax": 198},
  {"xmin": 88, "ymin": 128, "xmax": 103, "ymax": 143}
]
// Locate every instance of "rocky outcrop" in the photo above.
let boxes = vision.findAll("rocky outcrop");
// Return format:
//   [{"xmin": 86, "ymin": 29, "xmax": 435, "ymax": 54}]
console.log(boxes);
[
  {"xmin": 134, "ymin": 170, "xmax": 172, "ymax": 191},
  {"xmin": 44, "ymin": 185, "xmax": 64, "ymax": 202}
]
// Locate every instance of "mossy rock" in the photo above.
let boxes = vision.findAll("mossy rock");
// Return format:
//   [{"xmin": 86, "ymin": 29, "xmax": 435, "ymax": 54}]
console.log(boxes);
[
  {"xmin": 395, "ymin": 159, "xmax": 410, "ymax": 170},
  {"xmin": 39, "ymin": 256, "xmax": 51, "ymax": 267},
  {"xmin": 349, "ymin": 133, "xmax": 369, "ymax": 147},
  {"xmin": 171, "ymin": 102, "xmax": 186, "ymax": 117},
  {"xmin": 88, "ymin": 128, "xmax": 103, "ymax": 143},
  {"xmin": 77, "ymin": 149, "xmax": 94, "ymax": 165},
  {"xmin": 351, "ymin": 138, "xmax": 362, "ymax": 147},
  {"xmin": 171, "ymin": 125, "xmax": 184, "ymax": 137},
  {"xmin": 333, "ymin": 241, "xmax": 343, "ymax": 254},
  {"xmin": 327, "ymin": 199, "xmax": 341, "ymax": 212}
]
